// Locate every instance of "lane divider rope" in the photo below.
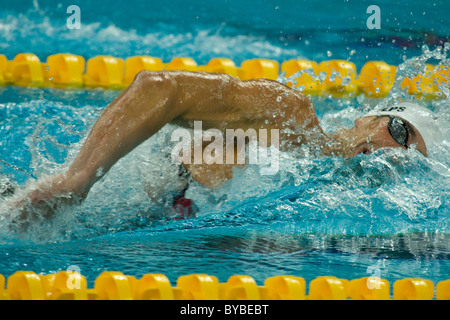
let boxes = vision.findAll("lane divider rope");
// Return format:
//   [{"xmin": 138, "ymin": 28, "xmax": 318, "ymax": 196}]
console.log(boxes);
[
  {"xmin": 0, "ymin": 53, "xmax": 449, "ymax": 99},
  {"xmin": 0, "ymin": 271, "xmax": 449, "ymax": 300}
]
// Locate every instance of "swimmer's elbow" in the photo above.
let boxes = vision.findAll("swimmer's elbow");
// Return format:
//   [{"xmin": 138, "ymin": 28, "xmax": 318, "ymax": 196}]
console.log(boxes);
[{"xmin": 132, "ymin": 70, "xmax": 178, "ymax": 96}]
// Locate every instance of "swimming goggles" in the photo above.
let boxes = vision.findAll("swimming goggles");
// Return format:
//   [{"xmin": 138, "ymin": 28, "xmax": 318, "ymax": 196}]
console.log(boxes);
[{"xmin": 387, "ymin": 116, "xmax": 409, "ymax": 148}]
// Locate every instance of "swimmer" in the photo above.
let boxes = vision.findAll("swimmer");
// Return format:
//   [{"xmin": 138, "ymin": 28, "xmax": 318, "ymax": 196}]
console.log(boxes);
[{"xmin": 8, "ymin": 70, "xmax": 444, "ymax": 222}]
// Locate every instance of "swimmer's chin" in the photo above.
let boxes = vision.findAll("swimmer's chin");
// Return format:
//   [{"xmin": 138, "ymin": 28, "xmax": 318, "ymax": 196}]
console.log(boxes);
[{"xmin": 354, "ymin": 147, "xmax": 372, "ymax": 157}]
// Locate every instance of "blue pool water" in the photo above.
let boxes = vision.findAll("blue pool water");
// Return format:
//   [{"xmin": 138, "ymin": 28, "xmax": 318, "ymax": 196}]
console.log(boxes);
[{"xmin": 0, "ymin": 0, "xmax": 449, "ymax": 288}]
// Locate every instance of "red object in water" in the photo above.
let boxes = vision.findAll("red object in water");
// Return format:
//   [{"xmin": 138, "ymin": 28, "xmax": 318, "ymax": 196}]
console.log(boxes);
[{"xmin": 172, "ymin": 191, "xmax": 197, "ymax": 220}]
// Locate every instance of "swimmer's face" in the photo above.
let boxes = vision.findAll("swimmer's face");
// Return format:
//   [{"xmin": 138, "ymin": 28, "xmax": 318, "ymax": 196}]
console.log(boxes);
[{"xmin": 349, "ymin": 115, "xmax": 428, "ymax": 157}]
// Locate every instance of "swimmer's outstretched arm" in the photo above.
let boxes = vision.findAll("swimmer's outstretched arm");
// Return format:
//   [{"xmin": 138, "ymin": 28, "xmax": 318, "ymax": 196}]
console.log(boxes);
[{"xmin": 15, "ymin": 70, "xmax": 318, "ymax": 218}]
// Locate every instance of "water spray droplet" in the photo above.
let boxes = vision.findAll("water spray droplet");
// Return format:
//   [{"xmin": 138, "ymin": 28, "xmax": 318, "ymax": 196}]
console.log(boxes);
[{"xmin": 342, "ymin": 76, "xmax": 351, "ymax": 85}]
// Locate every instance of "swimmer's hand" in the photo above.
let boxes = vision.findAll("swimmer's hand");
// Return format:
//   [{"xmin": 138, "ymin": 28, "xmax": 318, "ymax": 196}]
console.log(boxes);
[{"xmin": 6, "ymin": 172, "xmax": 88, "ymax": 231}]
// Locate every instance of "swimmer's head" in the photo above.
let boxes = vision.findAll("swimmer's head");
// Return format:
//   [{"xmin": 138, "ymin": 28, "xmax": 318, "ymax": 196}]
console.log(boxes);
[{"xmin": 342, "ymin": 102, "xmax": 443, "ymax": 157}]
